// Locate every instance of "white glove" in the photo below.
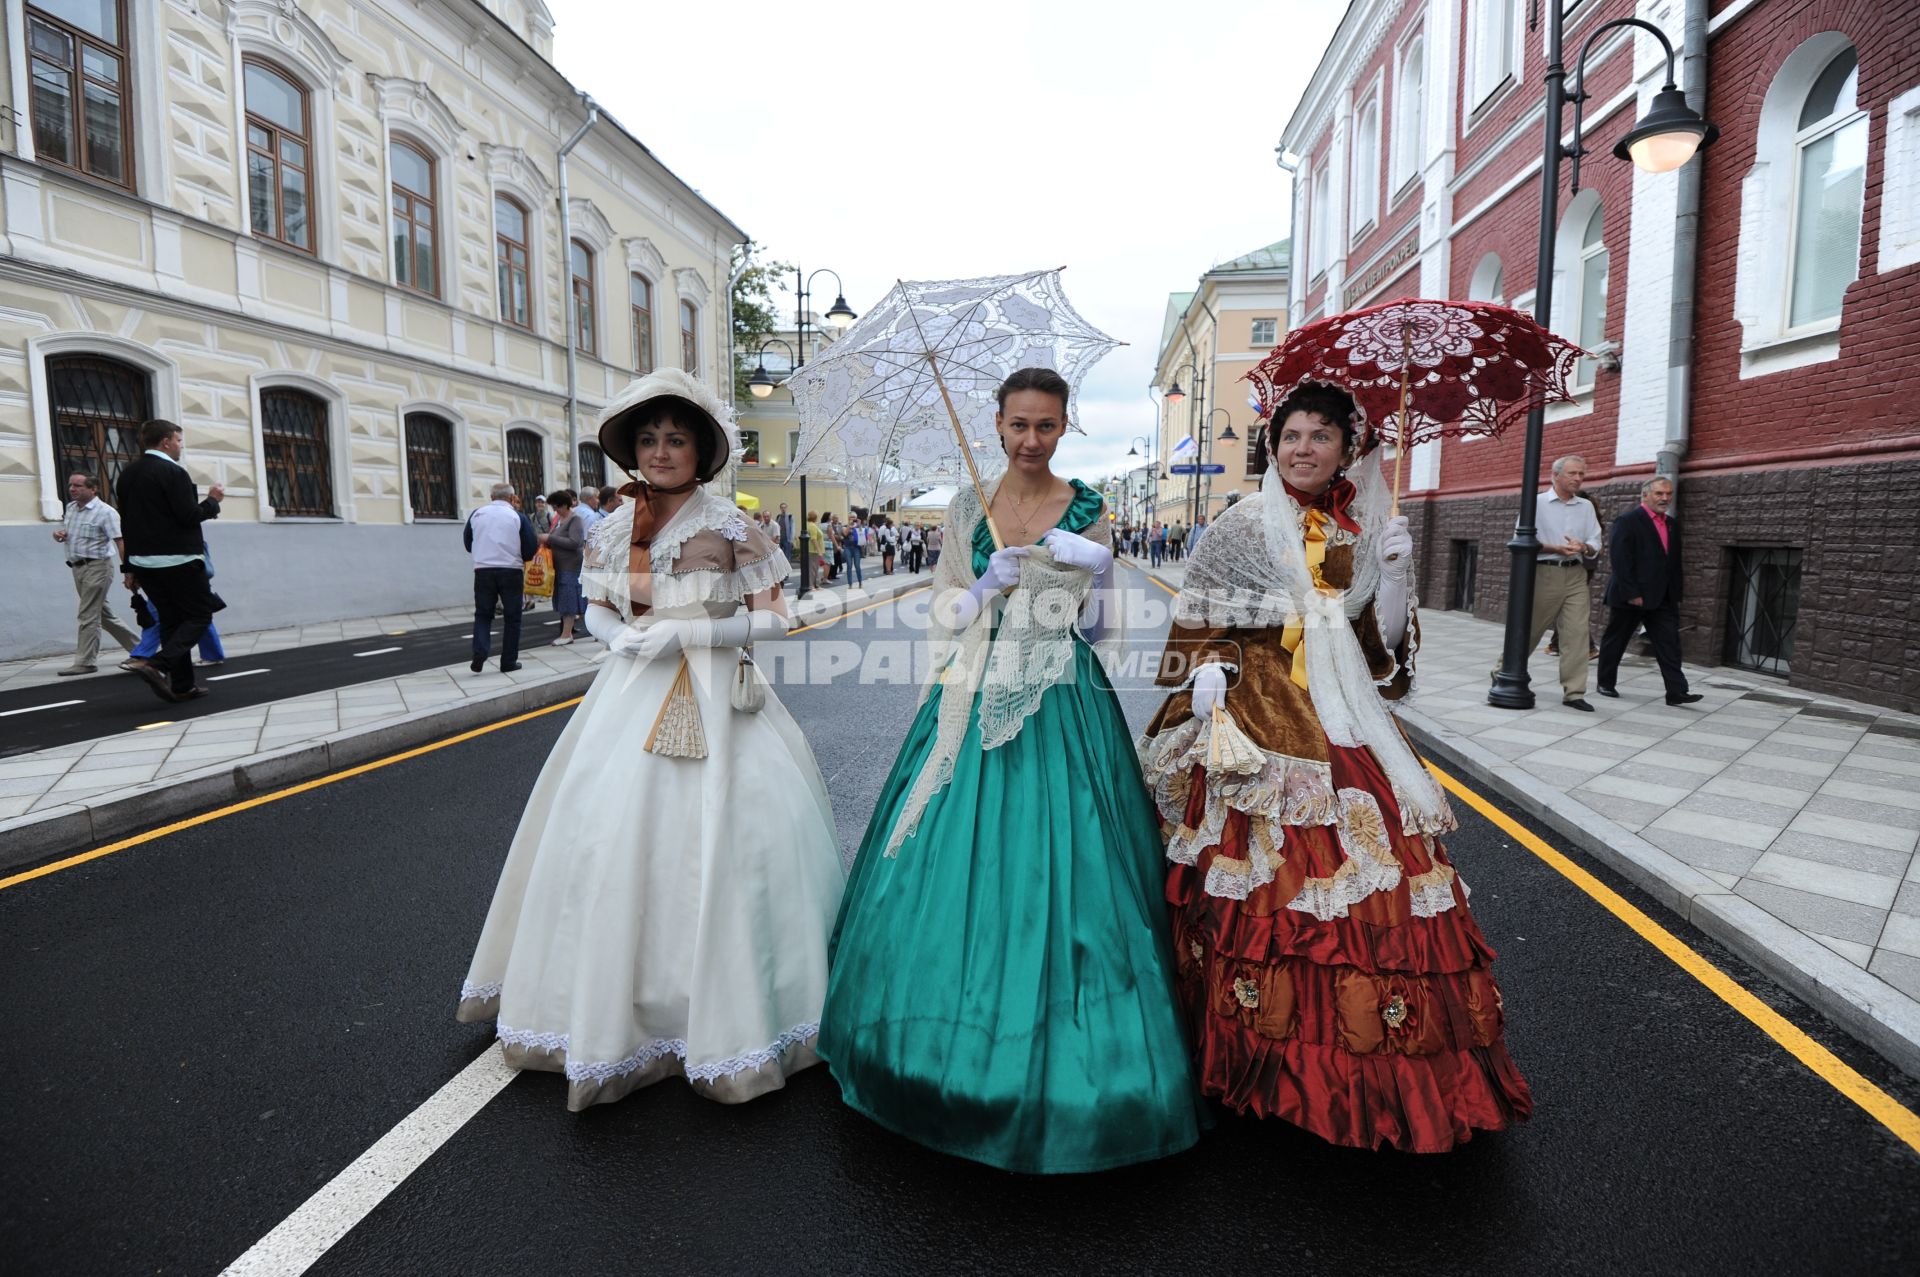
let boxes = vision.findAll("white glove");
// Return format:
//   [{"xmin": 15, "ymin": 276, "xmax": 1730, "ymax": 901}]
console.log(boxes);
[
  {"xmin": 1041, "ymin": 528, "xmax": 1112, "ymax": 574},
  {"xmin": 977, "ymin": 544, "xmax": 1030, "ymax": 592},
  {"xmin": 583, "ymin": 603, "xmax": 632, "ymax": 648},
  {"xmin": 1191, "ymin": 663, "xmax": 1228, "ymax": 718},
  {"xmin": 628, "ymin": 618, "xmax": 687, "ymax": 660},
  {"xmin": 1377, "ymin": 515, "xmax": 1414, "ymax": 582}
]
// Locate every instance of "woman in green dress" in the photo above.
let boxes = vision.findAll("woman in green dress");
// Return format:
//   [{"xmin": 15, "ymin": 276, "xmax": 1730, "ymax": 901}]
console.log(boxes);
[{"xmin": 818, "ymin": 367, "xmax": 1205, "ymax": 1174}]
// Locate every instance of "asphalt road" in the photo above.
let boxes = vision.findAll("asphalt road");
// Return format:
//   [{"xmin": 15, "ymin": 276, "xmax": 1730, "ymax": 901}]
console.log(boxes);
[{"xmin": 3, "ymin": 563, "xmax": 1917, "ymax": 1275}]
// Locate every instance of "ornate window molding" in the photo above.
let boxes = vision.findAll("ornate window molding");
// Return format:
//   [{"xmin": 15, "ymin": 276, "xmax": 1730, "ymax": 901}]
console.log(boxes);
[
  {"xmin": 26, "ymin": 332, "xmax": 181, "ymax": 520},
  {"xmin": 227, "ymin": 3, "xmax": 346, "ymax": 263},
  {"xmin": 248, "ymin": 371, "xmax": 352, "ymax": 522},
  {"xmin": 567, "ymin": 197, "xmax": 614, "ymax": 254},
  {"xmin": 624, "ymin": 236, "xmax": 666, "ymax": 282}
]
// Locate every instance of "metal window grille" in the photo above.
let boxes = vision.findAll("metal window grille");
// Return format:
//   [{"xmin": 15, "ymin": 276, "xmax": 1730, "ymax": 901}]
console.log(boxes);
[
  {"xmin": 260, "ymin": 388, "xmax": 333, "ymax": 517},
  {"xmin": 404, "ymin": 412, "xmax": 455, "ymax": 519},
  {"xmin": 1724, "ymin": 546, "xmax": 1803, "ymax": 676},
  {"xmin": 507, "ymin": 428, "xmax": 545, "ymax": 501},
  {"xmin": 577, "ymin": 442, "xmax": 605, "ymax": 490},
  {"xmin": 49, "ymin": 354, "xmax": 148, "ymax": 495},
  {"xmin": 1451, "ymin": 539, "xmax": 1478, "ymax": 611}
]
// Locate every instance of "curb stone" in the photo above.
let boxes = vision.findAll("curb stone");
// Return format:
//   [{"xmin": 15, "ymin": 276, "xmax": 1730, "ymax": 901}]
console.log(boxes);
[
  {"xmin": 0, "ymin": 575, "xmax": 930, "ymax": 874},
  {"xmin": 1398, "ymin": 704, "xmax": 1920, "ymax": 1082}
]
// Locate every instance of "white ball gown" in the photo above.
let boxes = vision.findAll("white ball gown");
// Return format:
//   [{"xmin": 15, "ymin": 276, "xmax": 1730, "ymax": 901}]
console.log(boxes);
[{"xmin": 457, "ymin": 489, "xmax": 845, "ymax": 1108}]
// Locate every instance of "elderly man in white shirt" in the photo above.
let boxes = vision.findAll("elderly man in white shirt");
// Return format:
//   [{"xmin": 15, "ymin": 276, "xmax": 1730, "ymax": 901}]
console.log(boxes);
[{"xmin": 1521, "ymin": 455, "xmax": 1604, "ymax": 710}]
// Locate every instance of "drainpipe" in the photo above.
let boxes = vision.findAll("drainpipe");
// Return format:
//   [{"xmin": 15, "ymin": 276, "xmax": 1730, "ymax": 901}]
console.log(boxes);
[
  {"xmin": 1658, "ymin": 0, "xmax": 1709, "ymax": 487},
  {"xmin": 557, "ymin": 97, "xmax": 598, "ymax": 486}
]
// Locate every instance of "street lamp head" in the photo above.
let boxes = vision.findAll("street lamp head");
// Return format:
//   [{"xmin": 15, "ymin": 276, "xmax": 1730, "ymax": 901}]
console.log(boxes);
[
  {"xmin": 826, "ymin": 295, "xmax": 857, "ymax": 330},
  {"xmin": 1217, "ymin": 424, "xmax": 1239, "ymax": 442},
  {"xmin": 1127, "ymin": 443, "xmax": 1140, "ymax": 457},
  {"xmin": 747, "ymin": 363, "xmax": 777, "ymax": 399},
  {"xmin": 1616, "ymin": 85, "xmax": 1719, "ymax": 173},
  {"xmin": 1165, "ymin": 380, "xmax": 1186, "ymax": 405}
]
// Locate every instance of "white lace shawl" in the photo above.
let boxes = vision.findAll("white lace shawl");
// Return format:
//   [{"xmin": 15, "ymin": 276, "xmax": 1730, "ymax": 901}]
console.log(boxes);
[
  {"xmin": 883, "ymin": 479, "xmax": 1104, "ymax": 857},
  {"xmin": 1173, "ymin": 453, "xmax": 1451, "ymax": 835},
  {"xmin": 581, "ymin": 487, "xmax": 786, "ymax": 621}
]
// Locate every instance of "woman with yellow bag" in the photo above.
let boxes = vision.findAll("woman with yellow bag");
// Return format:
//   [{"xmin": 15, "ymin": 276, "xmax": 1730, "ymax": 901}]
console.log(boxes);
[
  {"xmin": 1138, "ymin": 380, "xmax": 1531, "ymax": 1153},
  {"xmin": 457, "ymin": 368, "xmax": 844, "ymax": 1110}
]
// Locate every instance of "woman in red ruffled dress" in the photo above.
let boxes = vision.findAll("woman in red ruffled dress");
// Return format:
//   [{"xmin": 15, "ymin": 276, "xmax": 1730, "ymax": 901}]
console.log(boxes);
[{"xmin": 1139, "ymin": 380, "xmax": 1531, "ymax": 1152}]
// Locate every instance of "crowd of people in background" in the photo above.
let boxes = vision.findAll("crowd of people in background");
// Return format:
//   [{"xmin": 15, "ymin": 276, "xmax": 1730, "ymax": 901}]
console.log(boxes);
[{"xmin": 1112, "ymin": 518, "xmax": 1208, "ymax": 567}]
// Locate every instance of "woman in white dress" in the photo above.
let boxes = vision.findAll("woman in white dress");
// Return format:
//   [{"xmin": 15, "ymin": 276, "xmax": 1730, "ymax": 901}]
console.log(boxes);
[{"xmin": 457, "ymin": 368, "xmax": 845, "ymax": 1110}]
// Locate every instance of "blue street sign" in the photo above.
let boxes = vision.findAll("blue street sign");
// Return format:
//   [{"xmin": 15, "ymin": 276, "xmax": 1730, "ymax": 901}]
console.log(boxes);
[{"xmin": 1168, "ymin": 463, "xmax": 1227, "ymax": 474}]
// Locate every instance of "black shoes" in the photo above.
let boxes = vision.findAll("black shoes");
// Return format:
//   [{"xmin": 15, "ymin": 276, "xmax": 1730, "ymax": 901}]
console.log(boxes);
[
  {"xmin": 132, "ymin": 662, "xmax": 180, "ymax": 703},
  {"xmin": 1596, "ymin": 686, "xmax": 1619, "ymax": 698},
  {"xmin": 500, "ymin": 662, "xmax": 523, "ymax": 674},
  {"xmin": 470, "ymin": 655, "xmax": 486, "ymax": 673},
  {"xmin": 1563, "ymin": 698, "xmax": 1595, "ymax": 712},
  {"xmin": 1667, "ymin": 693, "xmax": 1704, "ymax": 706}
]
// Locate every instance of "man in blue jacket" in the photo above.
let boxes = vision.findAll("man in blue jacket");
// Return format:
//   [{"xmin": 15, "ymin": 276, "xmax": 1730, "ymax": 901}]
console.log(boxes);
[
  {"xmin": 1597, "ymin": 476, "xmax": 1702, "ymax": 706},
  {"xmin": 464, "ymin": 483, "xmax": 539, "ymax": 673}
]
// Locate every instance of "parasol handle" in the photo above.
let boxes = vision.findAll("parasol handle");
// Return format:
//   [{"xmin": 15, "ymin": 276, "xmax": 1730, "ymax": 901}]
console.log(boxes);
[
  {"xmin": 1389, "ymin": 319, "xmax": 1412, "ymax": 528},
  {"xmin": 925, "ymin": 350, "xmax": 1005, "ymax": 551}
]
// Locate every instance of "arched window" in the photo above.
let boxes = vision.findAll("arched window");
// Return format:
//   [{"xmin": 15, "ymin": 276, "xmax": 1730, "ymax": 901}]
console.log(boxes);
[
  {"xmin": 48, "ymin": 354, "xmax": 148, "ymax": 494},
  {"xmin": 630, "ymin": 274, "xmax": 655, "ymax": 373},
  {"xmin": 680, "ymin": 300, "xmax": 699, "ymax": 374},
  {"xmin": 1788, "ymin": 47, "xmax": 1865, "ymax": 329},
  {"xmin": 404, "ymin": 412, "xmax": 456, "ymax": 519},
  {"xmin": 1572, "ymin": 201, "xmax": 1609, "ymax": 388},
  {"xmin": 243, "ymin": 58, "xmax": 312, "ymax": 251},
  {"xmin": 25, "ymin": 0, "xmax": 133, "ymax": 188},
  {"xmin": 507, "ymin": 427, "xmax": 545, "ymax": 501},
  {"xmin": 570, "ymin": 240, "xmax": 596, "ymax": 356},
  {"xmin": 1350, "ymin": 95, "xmax": 1380, "ymax": 237},
  {"xmin": 1468, "ymin": 252, "xmax": 1505, "ymax": 304},
  {"xmin": 494, "ymin": 196, "xmax": 532, "ymax": 329},
  {"xmin": 260, "ymin": 387, "xmax": 334, "ymax": 516},
  {"xmin": 1392, "ymin": 36, "xmax": 1425, "ymax": 189},
  {"xmin": 390, "ymin": 138, "xmax": 437, "ymax": 297},
  {"xmin": 577, "ymin": 442, "xmax": 606, "ymax": 490}
]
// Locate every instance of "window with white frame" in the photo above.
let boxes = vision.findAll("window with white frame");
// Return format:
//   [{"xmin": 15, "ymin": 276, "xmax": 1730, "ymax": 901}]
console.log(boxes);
[
  {"xmin": 1568, "ymin": 200, "xmax": 1608, "ymax": 389},
  {"xmin": 1468, "ymin": 252, "xmax": 1505, "ymax": 303},
  {"xmin": 739, "ymin": 429, "xmax": 760, "ymax": 465},
  {"xmin": 1787, "ymin": 47, "xmax": 1865, "ymax": 329},
  {"xmin": 787, "ymin": 430, "xmax": 802, "ymax": 467},
  {"xmin": 244, "ymin": 58, "xmax": 313, "ymax": 252},
  {"xmin": 1309, "ymin": 161, "xmax": 1332, "ymax": 276},
  {"xmin": 1392, "ymin": 36, "xmax": 1425, "ymax": 189},
  {"xmin": 1466, "ymin": 0, "xmax": 1519, "ymax": 110},
  {"xmin": 1250, "ymin": 317, "xmax": 1277, "ymax": 347},
  {"xmin": 1350, "ymin": 96, "xmax": 1380, "ymax": 237}
]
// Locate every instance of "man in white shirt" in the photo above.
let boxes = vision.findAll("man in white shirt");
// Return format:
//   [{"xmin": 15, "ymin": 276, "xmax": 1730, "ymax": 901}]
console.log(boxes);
[
  {"xmin": 52, "ymin": 471, "xmax": 141, "ymax": 675},
  {"xmin": 1518, "ymin": 455, "xmax": 1604, "ymax": 710},
  {"xmin": 464, "ymin": 483, "xmax": 539, "ymax": 673}
]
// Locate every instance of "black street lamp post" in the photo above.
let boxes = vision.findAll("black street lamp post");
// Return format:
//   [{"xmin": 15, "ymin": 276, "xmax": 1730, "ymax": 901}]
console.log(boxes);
[
  {"xmin": 761, "ymin": 268, "xmax": 856, "ymax": 599},
  {"xmin": 1488, "ymin": 10, "xmax": 1717, "ymax": 709},
  {"xmin": 1205, "ymin": 408, "xmax": 1240, "ymax": 523}
]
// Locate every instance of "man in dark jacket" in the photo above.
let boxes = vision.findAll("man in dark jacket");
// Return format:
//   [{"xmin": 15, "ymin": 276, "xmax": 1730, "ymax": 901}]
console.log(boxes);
[
  {"xmin": 1597, "ymin": 475, "xmax": 1701, "ymax": 706},
  {"xmin": 116, "ymin": 419, "xmax": 224, "ymax": 703}
]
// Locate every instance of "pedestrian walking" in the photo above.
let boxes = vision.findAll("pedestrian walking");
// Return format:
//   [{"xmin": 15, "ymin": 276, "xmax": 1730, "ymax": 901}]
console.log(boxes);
[
  {"xmin": 1597, "ymin": 476, "xmax": 1701, "ymax": 706},
  {"xmin": 879, "ymin": 520, "xmax": 897, "ymax": 575},
  {"xmin": 458, "ymin": 367, "xmax": 843, "ymax": 1109},
  {"xmin": 52, "ymin": 471, "xmax": 140, "ymax": 675},
  {"xmin": 1188, "ymin": 516, "xmax": 1208, "ymax": 555},
  {"xmin": 926, "ymin": 522, "xmax": 943, "ymax": 568},
  {"xmin": 530, "ymin": 495, "xmax": 554, "ymax": 535},
  {"xmin": 599, "ymin": 484, "xmax": 622, "ymax": 516},
  {"xmin": 1511, "ymin": 455, "xmax": 1603, "ymax": 710},
  {"xmin": 820, "ymin": 367, "xmax": 1202, "ymax": 1173},
  {"xmin": 116, "ymin": 419, "xmax": 224, "ymax": 703},
  {"xmin": 805, "ymin": 511, "xmax": 827, "ymax": 582},
  {"xmin": 842, "ymin": 516, "xmax": 867, "ymax": 588},
  {"xmin": 776, "ymin": 502, "xmax": 795, "ymax": 561},
  {"xmin": 465, "ymin": 482, "xmax": 538, "ymax": 673},
  {"xmin": 1150, "ymin": 522, "xmax": 1166, "ymax": 567},
  {"xmin": 127, "ymin": 538, "xmax": 225, "ymax": 668},
  {"xmin": 1169, "ymin": 520, "xmax": 1187, "ymax": 561},
  {"xmin": 540, "ymin": 489, "xmax": 586, "ymax": 645},
  {"xmin": 905, "ymin": 524, "xmax": 925, "ymax": 574},
  {"xmin": 1139, "ymin": 379, "xmax": 1532, "ymax": 1152}
]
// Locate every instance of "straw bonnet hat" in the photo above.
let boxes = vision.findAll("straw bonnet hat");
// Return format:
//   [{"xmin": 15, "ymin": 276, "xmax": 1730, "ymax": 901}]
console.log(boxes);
[{"xmin": 596, "ymin": 367, "xmax": 737, "ymax": 483}]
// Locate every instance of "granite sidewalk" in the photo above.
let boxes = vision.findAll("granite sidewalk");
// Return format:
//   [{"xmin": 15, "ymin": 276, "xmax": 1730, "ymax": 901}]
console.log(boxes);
[
  {"xmin": 0, "ymin": 570, "xmax": 932, "ymax": 872},
  {"xmin": 1122, "ymin": 553, "xmax": 1920, "ymax": 1078}
]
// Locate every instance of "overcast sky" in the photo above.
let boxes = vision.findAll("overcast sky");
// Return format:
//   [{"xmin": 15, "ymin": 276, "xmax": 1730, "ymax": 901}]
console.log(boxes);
[{"xmin": 550, "ymin": 0, "xmax": 1346, "ymax": 481}]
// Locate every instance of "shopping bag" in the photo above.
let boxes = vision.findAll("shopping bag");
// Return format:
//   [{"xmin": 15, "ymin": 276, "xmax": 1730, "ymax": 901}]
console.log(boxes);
[{"xmin": 524, "ymin": 547, "xmax": 554, "ymax": 598}]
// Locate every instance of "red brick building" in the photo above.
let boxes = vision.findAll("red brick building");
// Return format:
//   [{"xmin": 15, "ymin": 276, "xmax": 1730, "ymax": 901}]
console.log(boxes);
[{"xmin": 1279, "ymin": 0, "xmax": 1919, "ymax": 711}]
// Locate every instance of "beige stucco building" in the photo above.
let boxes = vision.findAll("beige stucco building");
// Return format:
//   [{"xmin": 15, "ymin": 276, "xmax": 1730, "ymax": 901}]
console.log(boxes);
[
  {"xmin": 0, "ymin": 0, "xmax": 745, "ymax": 657},
  {"xmin": 732, "ymin": 314, "xmax": 853, "ymax": 522},
  {"xmin": 1150, "ymin": 240, "xmax": 1291, "ymax": 528}
]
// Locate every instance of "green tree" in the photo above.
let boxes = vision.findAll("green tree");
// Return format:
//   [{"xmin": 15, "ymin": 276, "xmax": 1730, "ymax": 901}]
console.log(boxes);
[{"xmin": 731, "ymin": 242, "xmax": 795, "ymax": 402}]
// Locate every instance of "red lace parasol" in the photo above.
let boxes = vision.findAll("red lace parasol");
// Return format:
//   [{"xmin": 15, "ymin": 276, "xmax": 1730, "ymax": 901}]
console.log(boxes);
[{"xmin": 1247, "ymin": 296, "xmax": 1584, "ymax": 457}]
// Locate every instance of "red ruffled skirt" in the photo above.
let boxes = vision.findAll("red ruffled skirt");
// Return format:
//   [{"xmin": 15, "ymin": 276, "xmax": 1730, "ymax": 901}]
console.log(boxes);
[{"xmin": 1164, "ymin": 743, "xmax": 1532, "ymax": 1153}]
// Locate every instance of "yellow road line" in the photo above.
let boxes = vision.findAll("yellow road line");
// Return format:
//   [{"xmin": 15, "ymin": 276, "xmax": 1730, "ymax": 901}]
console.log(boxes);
[
  {"xmin": 0, "ymin": 592, "xmax": 912, "ymax": 893},
  {"xmin": 1127, "ymin": 556, "xmax": 1920, "ymax": 1155},
  {"xmin": 789, "ymin": 585, "xmax": 930, "ymax": 635},
  {"xmin": 1432, "ymin": 762, "xmax": 1920, "ymax": 1157}
]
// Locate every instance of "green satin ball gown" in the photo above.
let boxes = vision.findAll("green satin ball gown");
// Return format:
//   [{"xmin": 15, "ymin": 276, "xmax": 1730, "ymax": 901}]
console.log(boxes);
[{"xmin": 818, "ymin": 481, "xmax": 1205, "ymax": 1173}]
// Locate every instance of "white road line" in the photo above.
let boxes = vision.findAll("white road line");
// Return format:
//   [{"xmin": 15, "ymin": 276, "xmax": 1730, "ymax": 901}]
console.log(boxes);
[
  {"xmin": 352, "ymin": 646, "xmax": 402, "ymax": 658},
  {"xmin": 0, "ymin": 699, "xmax": 83, "ymax": 717},
  {"xmin": 219, "ymin": 1047, "xmax": 517, "ymax": 1276},
  {"xmin": 206, "ymin": 668, "xmax": 269, "ymax": 681}
]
